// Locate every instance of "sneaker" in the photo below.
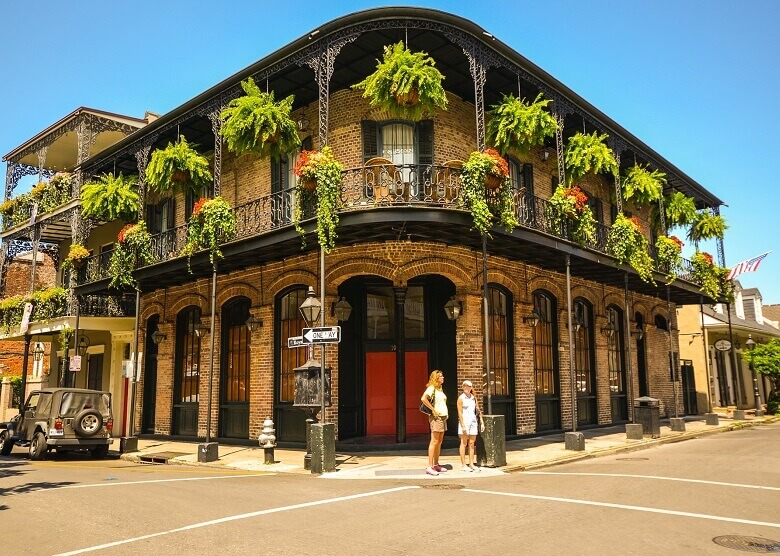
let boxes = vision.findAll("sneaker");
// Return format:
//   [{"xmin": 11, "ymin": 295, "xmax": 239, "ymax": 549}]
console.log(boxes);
[
  {"xmin": 426, "ymin": 466, "xmax": 439, "ymax": 476},
  {"xmin": 469, "ymin": 465, "xmax": 481, "ymax": 472},
  {"xmin": 434, "ymin": 464, "xmax": 448, "ymax": 473},
  {"xmin": 460, "ymin": 466, "xmax": 473, "ymax": 473}
]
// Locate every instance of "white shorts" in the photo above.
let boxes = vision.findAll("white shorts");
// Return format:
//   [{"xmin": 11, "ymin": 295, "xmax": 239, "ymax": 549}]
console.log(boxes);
[{"xmin": 459, "ymin": 421, "xmax": 478, "ymax": 436}]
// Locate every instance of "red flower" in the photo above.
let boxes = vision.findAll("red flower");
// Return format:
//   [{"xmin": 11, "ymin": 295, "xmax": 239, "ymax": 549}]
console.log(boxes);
[
  {"xmin": 117, "ymin": 223, "xmax": 135, "ymax": 244},
  {"xmin": 293, "ymin": 150, "xmax": 314, "ymax": 178},
  {"xmin": 563, "ymin": 185, "xmax": 589, "ymax": 212},
  {"xmin": 669, "ymin": 235, "xmax": 684, "ymax": 250},
  {"xmin": 192, "ymin": 197, "xmax": 210, "ymax": 217},
  {"xmin": 698, "ymin": 252, "xmax": 714, "ymax": 265},
  {"xmin": 484, "ymin": 149, "xmax": 509, "ymax": 178},
  {"xmin": 629, "ymin": 216, "xmax": 642, "ymax": 232}
]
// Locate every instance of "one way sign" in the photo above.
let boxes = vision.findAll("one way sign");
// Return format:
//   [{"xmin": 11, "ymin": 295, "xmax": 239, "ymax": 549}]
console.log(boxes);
[{"xmin": 302, "ymin": 326, "xmax": 341, "ymax": 344}]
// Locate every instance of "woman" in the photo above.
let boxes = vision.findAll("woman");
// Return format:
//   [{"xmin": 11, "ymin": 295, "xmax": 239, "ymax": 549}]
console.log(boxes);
[
  {"xmin": 421, "ymin": 370, "xmax": 448, "ymax": 476},
  {"xmin": 457, "ymin": 380, "xmax": 484, "ymax": 472}
]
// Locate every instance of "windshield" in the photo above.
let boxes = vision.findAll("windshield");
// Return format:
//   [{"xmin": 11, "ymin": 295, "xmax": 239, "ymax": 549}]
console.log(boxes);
[{"xmin": 59, "ymin": 392, "xmax": 111, "ymax": 417}]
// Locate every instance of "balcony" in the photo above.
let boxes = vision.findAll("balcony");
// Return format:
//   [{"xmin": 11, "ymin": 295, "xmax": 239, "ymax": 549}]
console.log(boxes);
[
  {"xmin": 0, "ymin": 175, "xmax": 76, "ymax": 242},
  {"xmin": 74, "ymin": 162, "xmax": 702, "ymax": 301}
]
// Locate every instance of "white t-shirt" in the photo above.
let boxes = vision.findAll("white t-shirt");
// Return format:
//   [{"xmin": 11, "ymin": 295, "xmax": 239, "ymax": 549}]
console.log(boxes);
[
  {"xmin": 424, "ymin": 385, "xmax": 448, "ymax": 417},
  {"xmin": 459, "ymin": 393, "xmax": 477, "ymax": 425}
]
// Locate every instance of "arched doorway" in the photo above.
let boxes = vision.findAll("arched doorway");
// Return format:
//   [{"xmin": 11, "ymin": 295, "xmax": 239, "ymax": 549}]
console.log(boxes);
[
  {"xmin": 220, "ymin": 297, "xmax": 251, "ymax": 439},
  {"xmin": 173, "ymin": 307, "xmax": 201, "ymax": 436},
  {"xmin": 574, "ymin": 298, "xmax": 597, "ymax": 426},
  {"xmin": 607, "ymin": 305, "xmax": 628, "ymax": 421},
  {"xmin": 533, "ymin": 290, "xmax": 561, "ymax": 432},
  {"xmin": 274, "ymin": 286, "xmax": 309, "ymax": 442},
  {"xmin": 635, "ymin": 312, "xmax": 648, "ymax": 397},
  {"xmin": 142, "ymin": 314, "xmax": 160, "ymax": 434},
  {"xmin": 338, "ymin": 274, "xmax": 457, "ymax": 441}
]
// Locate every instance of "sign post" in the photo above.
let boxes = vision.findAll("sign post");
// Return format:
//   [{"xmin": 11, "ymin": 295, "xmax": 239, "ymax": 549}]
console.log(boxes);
[{"xmin": 301, "ymin": 326, "xmax": 341, "ymax": 345}]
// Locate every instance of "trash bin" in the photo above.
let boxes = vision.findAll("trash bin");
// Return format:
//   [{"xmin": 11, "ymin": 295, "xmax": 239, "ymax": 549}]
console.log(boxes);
[{"xmin": 634, "ymin": 396, "xmax": 660, "ymax": 438}]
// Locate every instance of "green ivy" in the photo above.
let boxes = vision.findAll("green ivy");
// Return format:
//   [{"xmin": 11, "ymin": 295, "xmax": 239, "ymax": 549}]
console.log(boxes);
[
  {"xmin": 607, "ymin": 214, "xmax": 655, "ymax": 283},
  {"xmin": 352, "ymin": 41, "xmax": 448, "ymax": 121},
  {"xmin": 486, "ymin": 93, "xmax": 557, "ymax": 156},
  {"xmin": 81, "ymin": 172, "xmax": 139, "ymax": 222},
  {"xmin": 220, "ymin": 78, "xmax": 300, "ymax": 160},
  {"xmin": 655, "ymin": 235, "xmax": 683, "ymax": 284},
  {"xmin": 459, "ymin": 151, "xmax": 519, "ymax": 237},
  {"xmin": 109, "ymin": 221, "xmax": 154, "ymax": 290},
  {"xmin": 0, "ymin": 287, "xmax": 68, "ymax": 332},
  {"xmin": 547, "ymin": 185, "xmax": 597, "ymax": 245},
  {"xmin": 691, "ymin": 251, "xmax": 731, "ymax": 301},
  {"xmin": 181, "ymin": 196, "xmax": 237, "ymax": 269},
  {"xmin": 564, "ymin": 131, "xmax": 618, "ymax": 184},
  {"xmin": 293, "ymin": 146, "xmax": 343, "ymax": 253},
  {"xmin": 146, "ymin": 136, "xmax": 212, "ymax": 198},
  {"xmin": 622, "ymin": 164, "xmax": 665, "ymax": 208}
]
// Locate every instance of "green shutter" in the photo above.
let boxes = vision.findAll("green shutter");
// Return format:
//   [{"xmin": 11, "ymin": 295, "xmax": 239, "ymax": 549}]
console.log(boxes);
[
  {"xmin": 523, "ymin": 163, "xmax": 535, "ymax": 195},
  {"xmin": 271, "ymin": 159, "xmax": 282, "ymax": 193},
  {"xmin": 361, "ymin": 121, "xmax": 378, "ymax": 163},
  {"xmin": 416, "ymin": 120, "xmax": 434, "ymax": 166}
]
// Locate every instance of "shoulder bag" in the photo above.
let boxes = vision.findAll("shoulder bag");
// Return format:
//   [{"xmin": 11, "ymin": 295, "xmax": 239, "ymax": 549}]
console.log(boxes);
[{"xmin": 419, "ymin": 388, "xmax": 435, "ymax": 415}]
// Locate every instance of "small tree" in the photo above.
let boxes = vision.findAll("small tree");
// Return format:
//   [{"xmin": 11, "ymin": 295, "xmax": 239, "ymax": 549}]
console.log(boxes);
[{"xmin": 746, "ymin": 338, "xmax": 780, "ymax": 413}]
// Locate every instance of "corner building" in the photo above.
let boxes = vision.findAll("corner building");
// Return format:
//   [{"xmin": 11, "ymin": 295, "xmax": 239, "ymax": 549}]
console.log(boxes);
[{"xmin": 71, "ymin": 8, "xmax": 724, "ymax": 443}]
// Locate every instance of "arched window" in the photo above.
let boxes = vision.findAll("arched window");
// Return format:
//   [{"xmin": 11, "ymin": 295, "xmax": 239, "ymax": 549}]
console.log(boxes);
[
  {"xmin": 173, "ymin": 307, "xmax": 201, "ymax": 436},
  {"xmin": 606, "ymin": 305, "xmax": 628, "ymax": 421},
  {"xmin": 277, "ymin": 287, "xmax": 309, "ymax": 404},
  {"xmin": 533, "ymin": 290, "xmax": 560, "ymax": 431},
  {"xmin": 635, "ymin": 312, "xmax": 648, "ymax": 397},
  {"xmin": 488, "ymin": 286, "xmax": 510, "ymax": 397},
  {"xmin": 573, "ymin": 298, "xmax": 596, "ymax": 425},
  {"xmin": 654, "ymin": 314, "xmax": 668, "ymax": 331}
]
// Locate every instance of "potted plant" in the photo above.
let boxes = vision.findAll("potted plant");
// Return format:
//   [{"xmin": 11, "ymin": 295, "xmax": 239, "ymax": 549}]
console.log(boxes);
[
  {"xmin": 548, "ymin": 184, "xmax": 597, "ymax": 245},
  {"xmin": 486, "ymin": 93, "xmax": 558, "ymax": 156},
  {"xmin": 81, "ymin": 173, "xmax": 139, "ymax": 221},
  {"xmin": 63, "ymin": 244, "xmax": 90, "ymax": 270},
  {"xmin": 607, "ymin": 214, "xmax": 655, "ymax": 283},
  {"xmin": 691, "ymin": 251, "xmax": 730, "ymax": 300},
  {"xmin": 30, "ymin": 287, "xmax": 68, "ymax": 321},
  {"xmin": 352, "ymin": 41, "xmax": 448, "ymax": 121},
  {"xmin": 108, "ymin": 220, "xmax": 154, "ymax": 289},
  {"xmin": 292, "ymin": 146, "xmax": 343, "ymax": 253},
  {"xmin": 652, "ymin": 191, "xmax": 697, "ymax": 233},
  {"xmin": 146, "ymin": 136, "xmax": 212, "ymax": 198},
  {"xmin": 564, "ymin": 131, "xmax": 618, "ymax": 184},
  {"xmin": 220, "ymin": 77, "xmax": 300, "ymax": 159},
  {"xmin": 655, "ymin": 235, "xmax": 683, "ymax": 284},
  {"xmin": 0, "ymin": 199, "xmax": 14, "ymax": 219},
  {"xmin": 181, "ymin": 196, "xmax": 237, "ymax": 269},
  {"xmin": 622, "ymin": 164, "xmax": 665, "ymax": 209},
  {"xmin": 689, "ymin": 210, "xmax": 728, "ymax": 242},
  {"xmin": 459, "ymin": 149, "xmax": 518, "ymax": 237}
]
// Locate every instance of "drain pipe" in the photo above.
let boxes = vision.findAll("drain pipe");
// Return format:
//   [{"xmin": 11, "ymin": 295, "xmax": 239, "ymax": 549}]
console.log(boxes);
[
  {"xmin": 206, "ymin": 262, "xmax": 218, "ymax": 444},
  {"xmin": 566, "ymin": 254, "xmax": 576, "ymax": 432},
  {"xmin": 624, "ymin": 273, "xmax": 634, "ymax": 421},
  {"xmin": 482, "ymin": 235, "xmax": 492, "ymax": 415}
]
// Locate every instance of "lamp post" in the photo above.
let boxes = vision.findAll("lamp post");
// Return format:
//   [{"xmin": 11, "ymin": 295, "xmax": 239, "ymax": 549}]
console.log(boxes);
[
  {"xmin": 746, "ymin": 335, "xmax": 763, "ymax": 415},
  {"xmin": 299, "ymin": 286, "xmax": 324, "ymax": 425}
]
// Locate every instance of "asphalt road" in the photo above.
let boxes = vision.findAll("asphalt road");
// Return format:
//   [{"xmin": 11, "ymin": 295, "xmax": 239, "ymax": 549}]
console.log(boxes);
[{"xmin": 1, "ymin": 422, "xmax": 778, "ymax": 555}]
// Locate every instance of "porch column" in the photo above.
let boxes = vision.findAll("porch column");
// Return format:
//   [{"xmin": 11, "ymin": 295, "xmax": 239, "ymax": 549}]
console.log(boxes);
[
  {"xmin": 208, "ymin": 109, "xmax": 224, "ymax": 197},
  {"xmin": 394, "ymin": 286, "xmax": 407, "ymax": 443},
  {"xmin": 135, "ymin": 142, "xmax": 153, "ymax": 220}
]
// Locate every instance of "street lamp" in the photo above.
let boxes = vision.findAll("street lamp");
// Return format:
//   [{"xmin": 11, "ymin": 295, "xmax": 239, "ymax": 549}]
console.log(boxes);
[
  {"xmin": 245, "ymin": 314, "xmax": 263, "ymax": 332},
  {"xmin": 523, "ymin": 309, "xmax": 541, "ymax": 328},
  {"xmin": 333, "ymin": 297, "xmax": 353, "ymax": 322},
  {"xmin": 299, "ymin": 286, "xmax": 321, "ymax": 326},
  {"xmin": 151, "ymin": 329, "xmax": 166, "ymax": 345},
  {"xmin": 77, "ymin": 336, "xmax": 90, "ymax": 357},
  {"xmin": 443, "ymin": 296, "xmax": 462, "ymax": 321},
  {"xmin": 32, "ymin": 343, "xmax": 45, "ymax": 362},
  {"xmin": 746, "ymin": 334, "xmax": 763, "ymax": 415}
]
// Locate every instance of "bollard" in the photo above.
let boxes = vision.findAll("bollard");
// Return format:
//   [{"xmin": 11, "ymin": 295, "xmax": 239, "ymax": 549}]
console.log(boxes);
[
  {"xmin": 669, "ymin": 418, "xmax": 686, "ymax": 432},
  {"xmin": 626, "ymin": 423, "xmax": 644, "ymax": 440},
  {"xmin": 755, "ymin": 409, "xmax": 765, "ymax": 417},
  {"xmin": 258, "ymin": 417, "xmax": 277, "ymax": 465},
  {"xmin": 705, "ymin": 413, "xmax": 719, "ymax": 426},
  {"xmin": 198, "ymin": 442, "xmax": 219, "ymax": 463},
  {"xmin": 310, "ymin": 423, "xmax": 335, "ymax": 474},
  {"xmin": 732, "ymin": 410, "xmax": 746, "ymax": 420},
  {"xmin": 476, "ymin": 415, "xmax": 506, "ymax": 467},
  {"xmin": 120, "ymin": 436, "xmax": 138, "ymax": 454},
  {"xmin": 564, "ymin": 431, "xmax": 585, "ymax": 451}
]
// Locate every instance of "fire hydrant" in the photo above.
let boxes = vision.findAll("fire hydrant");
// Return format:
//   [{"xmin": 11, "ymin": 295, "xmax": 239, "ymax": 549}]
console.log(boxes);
[{"xmin": 258, "ymin": 417, "xmax": 277, "ymax": 464}]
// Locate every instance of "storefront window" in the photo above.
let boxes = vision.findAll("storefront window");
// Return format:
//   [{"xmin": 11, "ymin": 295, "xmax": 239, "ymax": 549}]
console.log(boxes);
[{"xmin": 533, "ymin": 291, "xmax": 557, "ymax": 395}]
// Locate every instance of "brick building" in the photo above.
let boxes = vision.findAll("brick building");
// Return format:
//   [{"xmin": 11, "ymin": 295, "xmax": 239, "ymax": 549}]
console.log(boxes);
[{"xmin": 5, "ymin": 8, "xmax": 729, "ymax": 444}]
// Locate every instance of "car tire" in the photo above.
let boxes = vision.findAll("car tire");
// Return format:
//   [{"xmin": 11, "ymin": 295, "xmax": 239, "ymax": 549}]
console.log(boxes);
[
  {"xmin": 91, "ymin": 444, "xmax": 109, "ymax": 459},
  {"xmin": 0, "ymin": 430, "xmax": 13, "ymax": 456},
  {"xmin": 73, "ymin": 409, "xmax": 103, "ymax": 437},
  {"xmin": 29, "ymin": 431, "xmax": 47, "ymax": 461}
]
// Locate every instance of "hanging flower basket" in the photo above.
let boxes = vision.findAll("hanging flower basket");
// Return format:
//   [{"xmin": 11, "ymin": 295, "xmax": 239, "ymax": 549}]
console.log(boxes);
[
  {"xmin": 181, "ymin": 196, "xmax": 237, "ymax": 270},
  {"xmin": 146, "ymin": 136, "xmax": 212, "ymax": 198},
  {"xmin": 607, "ymin": 214, "xmax": 655, "ymax": 283},
  {"xmin": 109, "ymin": 221, "xmax": 153, "ymax": 290},
  {"xmin": 486, "ymin": 93, "xmax": 558, "ymax": 156},
  {"xmin": 292, "ymin": 146, "xmax": 344, "ymax": 253},
  {"xmin": 548, "ymin": 184, "xmax": 597, "ymax": 245},
  {"xmin": 171, "ymin": 170, "xmax": 191, "ymax": 184},
  {"xmin": 64, "ymin": 244, "xmax": 90, "ymax": 271},
  {"xmin": 459, "ymin": 149, "xmax": 518, "ymax": 237},
  {"xmin": 396, "ymin": 87, "xmax": 420, "ymax": 107}
]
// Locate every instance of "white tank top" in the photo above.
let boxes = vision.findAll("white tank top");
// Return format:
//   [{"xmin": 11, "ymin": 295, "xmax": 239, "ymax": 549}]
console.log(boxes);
[{"xmin": 459, "ymin": 393, "xmax": 477, "ymax": 424}]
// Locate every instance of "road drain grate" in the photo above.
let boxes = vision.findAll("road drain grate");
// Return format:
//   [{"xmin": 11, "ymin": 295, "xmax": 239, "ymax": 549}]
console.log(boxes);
[
  {"xmin": 422, "ymin": 484, "xmax": 465, "ymax": 490},
  {"xmin": 138, "ymin": 451, "xmax": 188, "ymax": 464},
  {"xmin": 713, "ymin": 536, "xmax": 780, "ymax": 553},
  {"xmin": 616, "ymin": 457, "xmax": 649, "ymax": 461}
]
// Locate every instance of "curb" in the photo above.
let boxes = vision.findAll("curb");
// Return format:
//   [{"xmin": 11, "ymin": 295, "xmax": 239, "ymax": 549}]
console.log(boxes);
[{"xmin": 504, "ymin": 416, "xmax": 779, "ymax": 473}]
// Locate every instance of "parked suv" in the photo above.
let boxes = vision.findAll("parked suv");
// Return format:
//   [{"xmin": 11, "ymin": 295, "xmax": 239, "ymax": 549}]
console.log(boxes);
[{"xmin": 0, "ymin": 388, "xmax": 114, "ymax": 460}]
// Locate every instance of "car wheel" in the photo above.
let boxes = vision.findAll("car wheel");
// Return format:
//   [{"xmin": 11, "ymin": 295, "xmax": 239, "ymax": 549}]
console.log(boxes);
[
  {"xmin": 29, "ymin": 432, "xmax": 47, "ymax": 461},
  {"xmin": 91, "ymin": 444, "xmax": 109, "ymax": 459},
  {"xmin": 0, "ymin": 430, "xmax": 14, "ymax": 456},
  {"xmin": 73, "ymin": 409, "xmax": 103, "ymax": 437}
]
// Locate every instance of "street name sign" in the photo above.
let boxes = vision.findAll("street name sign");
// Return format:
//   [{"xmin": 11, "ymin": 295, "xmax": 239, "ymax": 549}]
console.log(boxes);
[
  {"xmin": 302, "ymin": 326, "xmax": 341, "ymax": 344},
  {"xmin": 287, "ymin": 336, "xmax": 306, "ymax": 348}
]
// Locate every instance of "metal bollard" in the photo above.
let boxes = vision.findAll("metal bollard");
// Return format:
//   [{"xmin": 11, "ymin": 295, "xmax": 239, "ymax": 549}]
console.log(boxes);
[{"xmin": 258, "ymin": 417, "xmax": 277, "ymax": 464}]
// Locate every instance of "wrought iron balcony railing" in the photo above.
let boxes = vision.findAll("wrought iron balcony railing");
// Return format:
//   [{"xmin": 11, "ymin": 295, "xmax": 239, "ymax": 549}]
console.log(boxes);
[{"xmin": 75, "ymin": 162, "xmax": 698, "ymax": 289}]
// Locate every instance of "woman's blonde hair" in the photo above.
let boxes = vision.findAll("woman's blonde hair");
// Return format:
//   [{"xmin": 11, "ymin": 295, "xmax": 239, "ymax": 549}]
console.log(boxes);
[{"xmin": 427, "ymin": 370, "xmax": 443, "ymax": 388}]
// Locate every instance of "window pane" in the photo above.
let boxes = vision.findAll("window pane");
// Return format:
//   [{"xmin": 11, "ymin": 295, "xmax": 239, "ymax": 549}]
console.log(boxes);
[
  {"xmin": 533, "ymin": 292, "xmax": 557, "ymax": 395},
  {"xmin": 380, "ymin": 123, "xmax": 415, "ymax": 182},
  {"xmin": 366, "ymin": 288, "xmax": 395, "ymax": 340},
  {"xmin": 404, "ymin": 286, "xmax": 425, "ymax": 339},
  {"xmin": 279, "ymin": 288, "xmax": 308, "ymax": 403},
  {"xmin": 488, "ymin": 287, "xmax": 510, "ymax": 396}
]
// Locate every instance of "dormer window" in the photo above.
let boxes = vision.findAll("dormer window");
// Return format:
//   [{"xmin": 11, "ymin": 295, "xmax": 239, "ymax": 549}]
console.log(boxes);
[{"xmin": 735, "ymin": 290, "xmax": 745, "ymax": 320}]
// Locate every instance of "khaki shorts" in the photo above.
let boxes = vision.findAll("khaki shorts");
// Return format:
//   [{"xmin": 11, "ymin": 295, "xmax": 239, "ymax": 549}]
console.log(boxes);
[{"xmin": 429, "ymin": 415, "xmax": 447, "ymax": 433}]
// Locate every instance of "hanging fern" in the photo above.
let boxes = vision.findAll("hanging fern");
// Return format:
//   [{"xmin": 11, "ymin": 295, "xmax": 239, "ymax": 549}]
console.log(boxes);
[
  {"xmin": 652, "ymin": 191, "xmax": 697, "ymax": 233},
  {"xmin": 81, "ymin": 173, "xmax": 139, "ymax": 222},
  {"xmin": 564, "ymin": 131, "xmax": 618, "ymax": 184},
  {"xmin": 689, "ymin": 210, "xmax": 728, "ymax": 242},
  {"xmin": 181, "ymin": 196, "xmax": 237, "ymax": 269},
  {"xmin": 622, "ymin": 164, "xmax": 665, "ymax": 208},
  {"xmin": 220, "ymin": 78, "xmax": 300, "ymax": 160},
  {"xmin": 486, "ymin": 93, "xmax": 558, "ymax": 155},
  {"xmin": 146, "ymin": 136, "xmax": 212, "ymax": 198},
  {"xmin": 352, "ymin": 41, "xmax": 447, "ymax": 121},
  {"xmin": 459, "ymin": 150, "xmax": 518, "ymax": 237}
]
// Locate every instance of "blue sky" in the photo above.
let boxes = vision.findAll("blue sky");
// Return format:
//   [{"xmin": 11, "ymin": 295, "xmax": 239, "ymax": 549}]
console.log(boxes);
[{"xmin": 1, "ymin": 1, "xmax": 778, "ymax": 303}]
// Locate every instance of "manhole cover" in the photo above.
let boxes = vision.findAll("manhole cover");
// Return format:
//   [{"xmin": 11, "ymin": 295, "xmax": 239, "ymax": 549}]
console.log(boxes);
[
  {"xmin": 422, "ymin": 483, "xmax": 465, "ymax": 490},
  {"xmin": 713, "ymin": 536, "xmax": 780, "ymax": 552},
  {"xmin": 138, "ymin": 451, "xmax": 188, "ymax": 464},
  {"xmin": 616, "ymin": 457, "xmax": 649, "ymax": 461}
]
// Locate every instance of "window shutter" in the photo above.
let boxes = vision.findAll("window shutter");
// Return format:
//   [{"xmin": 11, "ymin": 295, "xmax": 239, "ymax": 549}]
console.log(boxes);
[
  {"xmin": 523, "ymin": 164, "xmax": 535, "ymax": 195},
  {"xmin": 552, "ymin": 175, "xmax": 559, "ymax": 191},
  {"xmin": 361, "ymin": 120, "xmax": 378, "ymax": 163},
  {"xmin": 185, "ymin": 190, "xmax": 194, "ymax": 220},
  {"xmin": 166, "ymin": 198, "xmax": 176, "ymax": 231},
  {"xmin": 610, "ymin": 203, "xmax": 618, "ymax": 224},
  {"xmin": 145, "ymin": 204, "xmax": 156, "ymax": 233},
  {"xmin": 271, "ymin": 159, "xmax": 282, "ymax": 194},
  {"xmin": 301, "ymin": 136, "xmax": 313, "ymax": 151},
  {"xmin": 595, "ymin": 199, "xmax": 603, "ymax": 223},
  {"xmin": 416, "ymin": 120, "xmax": 434, "ymax": 166}
]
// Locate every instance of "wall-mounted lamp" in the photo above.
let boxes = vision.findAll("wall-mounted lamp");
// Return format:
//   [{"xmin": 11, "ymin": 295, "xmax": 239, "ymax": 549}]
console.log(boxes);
[
  {"xmin": 32, "ymin": 343, "xmax": 45, "ymax": 362},
  {"xmin": 77, "ymin": 336, "xmax": 90, "ymax": 357},
  {"xmin": 631, "ymin": 322, "xmax": 644, "ymax": 341},
  {"xmin": 190, "ymin": 318, "xmax": 209, "ymax": 338},
  {"xmin": 151, "ymin": 329, "xmax": 166, "ymax": 345},
  {"xmin": 296, "ymin": 111, "xmax": 310, "ymax": 132},
  {"xmin": 443, "ymin": 296, "xmax": 463, "ymax": 321},
  {"xmin": 523, "ymin": 309, "xmax": 541, "ymax": 328},
  {"xmin": 333, "ymin": 297, "xmax": 353, "ymax": 322},
  {"xmin": 601, "ymin": 321, "xmax": 616, "ymax": 339},
  {"xmin": 246, "ymin": 314, "xmax": 263, "ymax": 333},
  {"xmin": 540, "ymin": 149, "xmax": 550, "ymax": 162}
]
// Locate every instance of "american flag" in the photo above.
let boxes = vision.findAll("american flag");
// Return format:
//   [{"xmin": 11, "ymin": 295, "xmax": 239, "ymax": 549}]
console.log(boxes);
[{"xmin": 726, "ymin": 251, "xmax": 771, "ymax": 280}]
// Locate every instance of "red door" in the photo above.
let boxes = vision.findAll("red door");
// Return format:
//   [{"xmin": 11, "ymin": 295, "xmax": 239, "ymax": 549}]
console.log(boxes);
[
  {"xmin": 405, "ymin": 351, "xmax": 429, "ymax": 434},
  {"xmin": 365, "ymin": 352, "xmax": 396, "ymax": 435}
]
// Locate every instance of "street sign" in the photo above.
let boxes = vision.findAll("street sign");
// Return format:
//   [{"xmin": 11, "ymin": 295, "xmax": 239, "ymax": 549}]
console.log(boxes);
[
  {"xmin": 287, "ymin": 335, "xmax": 306, "ymax": 348},
  {"xmin": 302, "ymin": 326, "xmax": 341, "ymax": 344},
  {"xmin": 714, "ymin": 339, "xmax": 732, "ymax": 352}
]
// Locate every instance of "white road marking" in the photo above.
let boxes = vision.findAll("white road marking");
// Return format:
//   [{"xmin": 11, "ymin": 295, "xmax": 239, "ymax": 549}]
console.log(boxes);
[
  {"xmin": 523, "ymin": 471, "xmax": 780, "ymax": 491},
  {"xmin": 31, "ymin": 473, "xmax": 270, "ymax": 493},
  {"xmin": 463, "ymin": 488, "xmax": 780, "ymax": 529},
  {"xmin": 55, "ymin": 485, "xmax": 419, "ymax": 555}
]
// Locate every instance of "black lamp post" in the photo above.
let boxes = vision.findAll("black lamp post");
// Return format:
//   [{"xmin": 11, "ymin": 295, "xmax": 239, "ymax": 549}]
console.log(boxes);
[
  {"xmin": 746, "ymin": 335, "xmax": 763, "ymax": 414},
  {"xmin": 299, "ymin": 286, "xmax": 321, "ymax": 325},
  {"xmin": 443, "ymin": 296, "xmax": 462, "ymax": 321},
  {"xmin": 333, "ymin": 297, "xmax": 352, "ymax": 322}
]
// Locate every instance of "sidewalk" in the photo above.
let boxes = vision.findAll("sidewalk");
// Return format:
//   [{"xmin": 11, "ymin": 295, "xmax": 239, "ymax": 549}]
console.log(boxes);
[{"xmin": 120, "ymin": 413, "xmax": 779, "ymax": 480}]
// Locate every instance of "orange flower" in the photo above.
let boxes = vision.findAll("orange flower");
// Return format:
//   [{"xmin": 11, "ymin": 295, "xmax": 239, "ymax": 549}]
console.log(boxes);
[
  {"xmin": 669, "ymin": 235, "xmax": 684, "ymax": 249},
  {"xmin": 563, "ymin": 185, "xmax": 589, "ymax": 212},
  {"xmin": 629, "ymin": 216, "xmax": 642, "ymax": 232},
  {"xmin": 484, "ymin": 149, "xmax": 509, "ymax": 178},
  {"xmin": 192, "ymin": 197, "xmax": 210, "ymax": 216},
  {"xmin": 117, "ymin": 223, "xmax": 135, "ymax": 244}
]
